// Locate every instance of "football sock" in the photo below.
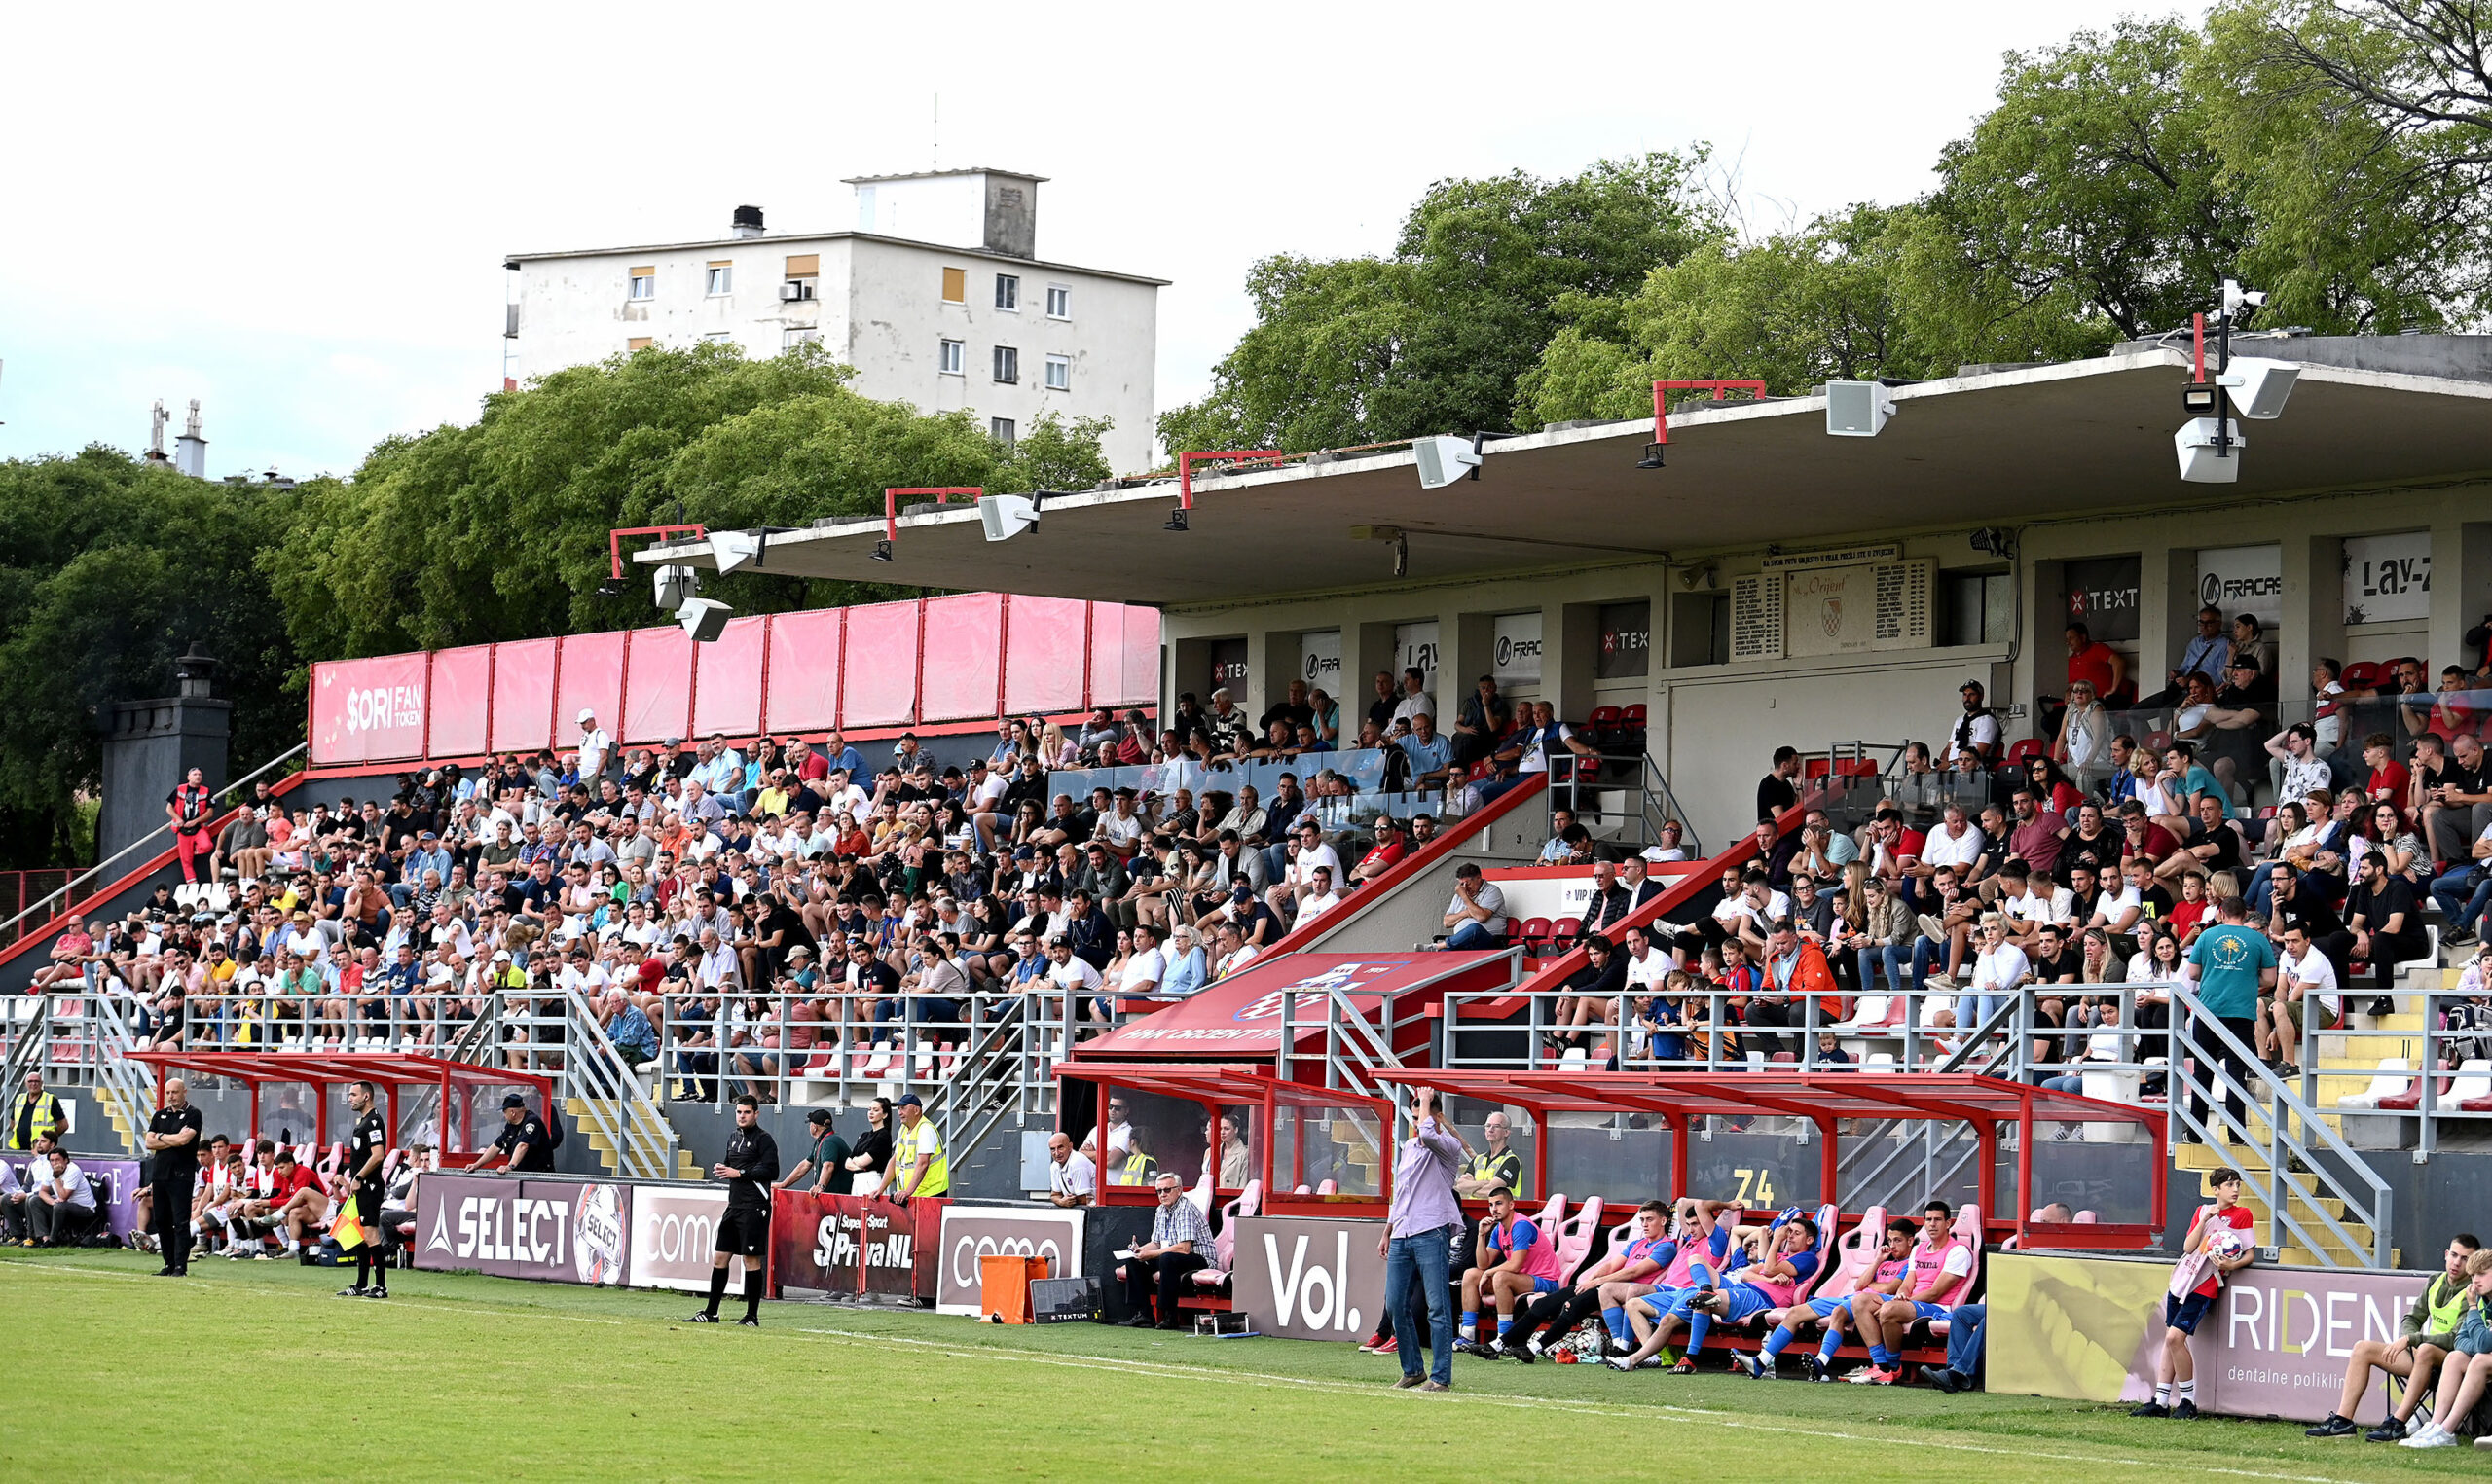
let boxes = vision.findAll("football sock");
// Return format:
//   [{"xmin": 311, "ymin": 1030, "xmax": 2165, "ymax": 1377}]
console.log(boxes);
[
  {"xmin": 2177, "ymin": 1380, "xmax": 2196, "ymax": 1404},
  {"xmin": 1495, "ymin": 1316, "xmax": 1512, "ymax": 1338},
  {"xmin": 743, "ymin": 1269, "xmax": 764, "ymax": 1321},
  {"xmin": 1685, "ymin": 1313, "xmax": 1711, "ymax": 1354},
  {"xmin": 1602, "ymin": 1306, "xmax": 1628, "ymax": 1341},
  {"xmin": 1870, "ymin": 1344, "xmax": 1899, "ymax": 1367},
  {"xmin": 705, "ymin": 1265, "xmax": 729, "ymax": 1317},
  {"xmin": 353, "ymin": 1248, "xmax": 371, "ymax": 1286},
  {"xmin": 1459, "ymin": 1313, "xmax": 1478, "ymax": 1339},
  {"xmin": 1817, "ymin": 1328, "xmax": 1845, "ymax": 1361},
  {"xmin": 2153, "ymin": 1383, "xmax": 2174, "ymax": 1405},
  {"xmin": 1760, "ymin": 1324, "xmax": 1796, "ymax": 1359}
]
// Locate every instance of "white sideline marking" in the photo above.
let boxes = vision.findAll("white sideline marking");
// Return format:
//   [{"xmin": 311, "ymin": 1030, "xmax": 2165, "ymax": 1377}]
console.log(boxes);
[{"xmin": 2, "ymin": 1260, "xmax": 2371, "ymax": 1484}]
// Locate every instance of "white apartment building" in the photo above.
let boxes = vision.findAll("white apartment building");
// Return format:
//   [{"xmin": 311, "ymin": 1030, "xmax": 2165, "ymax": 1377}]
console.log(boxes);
[{"xmin": 503, "ymin": 169, "xmax": 1166, "ymax": 474}]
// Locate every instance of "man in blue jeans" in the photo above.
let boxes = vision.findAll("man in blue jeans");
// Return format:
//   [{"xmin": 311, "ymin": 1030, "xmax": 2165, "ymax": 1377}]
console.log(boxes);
[
  {"xmin": 1919, "ymin": 1302, "xmax": 1986, "ymax": 1392},
  {"xmin": 2428, "ymin": 832, "xmax": 2492, "ymax": 946},
  {"xmin": 1442, "ymin": 865, "xmax": 1510, "ymax": 951},
  {"xmin": 1380, "ymin": 1085, "xmax": 1467, "ymax": 1390}
]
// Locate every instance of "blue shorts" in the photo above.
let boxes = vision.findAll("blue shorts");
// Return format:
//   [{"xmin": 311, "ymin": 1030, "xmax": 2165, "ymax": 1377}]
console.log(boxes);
[
  {"xmin": 1673, "ymin": 1285, "xmax": 1775, "ymax": 1324},
  {"xmin": 1797, "ymin": 1296, "xmax": 1849, "ymax": 1321},
  {"xmin": 2163, "ymin": 1290, "xmax": 2214, "ymax": 1335},
  {"xmin": 1533, "ymin": 1276, "xmax": 1561, "ymax": 1295},
  {"xmin": 1906, "ymin": 1299, "xmax": 1951, "ymax": 1322},
  {"xmin": 1632, "ymin": 1285, "xmax": 1685, "ymax": 1319}
]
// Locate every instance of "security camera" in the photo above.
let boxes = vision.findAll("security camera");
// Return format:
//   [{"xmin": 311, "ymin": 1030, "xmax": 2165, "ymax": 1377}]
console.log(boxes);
[{"xmin": 2220, "ymin": 279, "xmax": 2266, "ymax": 317}]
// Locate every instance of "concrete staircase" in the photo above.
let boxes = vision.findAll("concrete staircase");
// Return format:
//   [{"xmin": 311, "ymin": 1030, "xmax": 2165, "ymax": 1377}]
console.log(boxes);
[
  {"xmin": 2176, "ymin": 1128, "xmax": 2397, "ymax": 1269},
  {"xmin": 564, "ymin": 1093, "xmax": 703, "ymax": 1180}
]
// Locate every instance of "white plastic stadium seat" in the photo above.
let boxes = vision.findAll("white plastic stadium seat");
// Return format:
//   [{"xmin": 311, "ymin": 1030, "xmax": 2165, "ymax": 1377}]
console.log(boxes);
[
  {"xmin": 2335, "ymin": 1058, "xmax": 2413, "ymax": 1110},
  {"xmin": 2446, "ymin": 1059, "xmax": 2492, "ymax": 1106}
]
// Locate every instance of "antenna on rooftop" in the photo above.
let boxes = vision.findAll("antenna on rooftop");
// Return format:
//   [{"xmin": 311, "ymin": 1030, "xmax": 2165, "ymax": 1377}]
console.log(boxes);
[{"xmin": 933, "ymin": 92, "xmax": 940, "ymax": 170}]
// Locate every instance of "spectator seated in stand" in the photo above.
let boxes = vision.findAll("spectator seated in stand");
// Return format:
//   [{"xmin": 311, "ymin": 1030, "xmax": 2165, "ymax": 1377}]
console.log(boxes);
[{"xmin": 1441, "ymin": 863, "xmax": 1510, "ymax": 950}]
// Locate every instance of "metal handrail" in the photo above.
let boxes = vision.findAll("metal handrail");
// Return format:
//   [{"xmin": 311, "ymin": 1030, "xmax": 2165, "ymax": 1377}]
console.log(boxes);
[
  {"xmin": 552, "ymin": 985, "xmax": 678, "ymax": 1180},
  {"xmin": 0, "ymin": 742, "xmax": 307, "ymax": 943}
]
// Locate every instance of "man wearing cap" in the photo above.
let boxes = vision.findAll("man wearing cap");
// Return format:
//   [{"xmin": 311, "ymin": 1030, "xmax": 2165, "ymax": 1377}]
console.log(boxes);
[
  {"xmin": 472, "ymin": 1093, "xmax": 555, "ymax": 1172},
  {"xmin": 689, "ymin": 1094, "xmax": 778, "ymax": 1326},
  {"xmin": 778, "ymin": 1109, "xmax": 853, "ymax": 1196},
  {"xmin": 576, "ymin": 709, "xmax": 612, "ymax": 783},
  {"xmin": 1942, "ymin": 680, "xmax": 2001, "ymax": 771},
  {"xmin": 886, "ymin": 1092, "xmax": 948, "ymax": 1204}
]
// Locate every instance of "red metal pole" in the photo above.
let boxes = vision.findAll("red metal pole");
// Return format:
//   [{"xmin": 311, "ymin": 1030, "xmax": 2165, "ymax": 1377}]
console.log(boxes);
[
  {"xmin": 2015, "ymin": 1090, "xmax": 2034, "ymax": 1249},
  {"xmin": 1817, "ymin": 1117, "xmax": 1837, "ymax": 1207},
  {"xmin": 1177, "ymin": 451, "xmax": 1284, "ymax": 511},
  {"xmin": 1668, "ymin": 1114, "xmax": 1689, "ymax": 1200},
  {"xmin": 1976, "ymin": 1118, "xmax": 1997, "ymax": 1224},
  {"xmin": 2192, "ymin": 313, "xmax": 2207, "ymax": 383}
]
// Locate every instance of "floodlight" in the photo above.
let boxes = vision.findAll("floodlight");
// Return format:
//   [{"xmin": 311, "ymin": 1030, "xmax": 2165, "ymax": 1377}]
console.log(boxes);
[
  {"xmin": 2222, "ymin": 356, "xmax": 2299, "ymax": 420},
  {"xmin": 871, "ymin": 539, "xmax": 893, "ymax": 561},
  {"xmin": 2175, "ymin": 418, "xmax": 2244, "ymax": 484},
  {"xmin": 712, "ymin": 528, "xmax": 763, "ymax": 573},
  {"xmin": 2181, "ymin": 382, "xmax": 2219, "ymax": 416},
  {"xmin": 1412, "ymin": 435, "xmax": 1483, "ymax": 489},
  {"xmin": 1826, "ymin": 381, "xmax": 1896, "ymax": 437},
  {"xmin": 980, "ymin": 492, "xmax": 1043, "ymax": 542},
  {"xmin": 1162, "ymin": 509, "xmax": 1190, "ymax": 532},
  {"xmin": 652, "ymin": 564, "xmax": 699, "ymax": 612},
  {"xmin": 678, "ymin": 597, "xmax": 732, "ymax": 642}
]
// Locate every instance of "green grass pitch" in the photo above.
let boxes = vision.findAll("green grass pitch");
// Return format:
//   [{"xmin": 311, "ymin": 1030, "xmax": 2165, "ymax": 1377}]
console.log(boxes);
[{"xmin": 4, "ymin": 1249, "xmax": 2478, "ymax": 1481}]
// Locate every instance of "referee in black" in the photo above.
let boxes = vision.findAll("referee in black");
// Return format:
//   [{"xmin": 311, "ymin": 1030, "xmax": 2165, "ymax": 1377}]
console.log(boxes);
[
  {"xmin": 688, "ymin": 1093, "xmax": 777, "ymax": 1327},
  {"xmin": 339, "ymin": 1081, "xmax": 389, "ymax": 1299},
  {"xmin": 143, "ymin": 1077, "xmax": 203, "ymax": 1276}
]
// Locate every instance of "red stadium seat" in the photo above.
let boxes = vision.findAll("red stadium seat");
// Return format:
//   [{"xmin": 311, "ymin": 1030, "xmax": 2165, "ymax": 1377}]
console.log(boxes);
[
  {"xmin": 2002, "ymin": 739, "xmax": 2043, "ymax": 767},
  {"xmin": 1517, "ymin": 918, "xmax": 1554, "ymax": 952},
  {"xmin": 2342, "ymin": 661, "xmax": 2382, "ymax": 690},
  {"xmin": 2145, "ymin": 730, "xmax": 2173, "ymax": 753},
  {"xmin": 1553, "ymin": 917, "xmax": 1582, "ymax": 940}
]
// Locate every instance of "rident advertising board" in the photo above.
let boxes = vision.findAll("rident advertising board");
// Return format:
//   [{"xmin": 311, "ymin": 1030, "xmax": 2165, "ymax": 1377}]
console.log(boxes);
[
  {"xmin": 934, "ymin": 1206, "xmax": 1087, "ymax": 1316},
  {"xmin": 1228, "ymin": 1215, "xmax": 1388, "ymax": 1342}
]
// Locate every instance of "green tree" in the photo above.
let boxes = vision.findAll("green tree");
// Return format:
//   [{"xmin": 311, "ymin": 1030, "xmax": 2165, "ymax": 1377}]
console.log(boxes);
[
  {"xmin": 1157, "ymin": 154, "xmax": 1721, "ymax": 452},
  {"xmin": 0, "ymin": 449, "xmax": 303, "ymax": 866},
  {"xmin": 266, "ymin": 342, "xmax": 1111, "ymax": 658}
]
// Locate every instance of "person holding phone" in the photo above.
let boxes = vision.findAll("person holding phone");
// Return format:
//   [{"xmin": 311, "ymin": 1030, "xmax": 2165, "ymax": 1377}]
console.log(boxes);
[{"xmin": 1379, "ymin": 1085, "xmax": 1466, "ymax": 1391}]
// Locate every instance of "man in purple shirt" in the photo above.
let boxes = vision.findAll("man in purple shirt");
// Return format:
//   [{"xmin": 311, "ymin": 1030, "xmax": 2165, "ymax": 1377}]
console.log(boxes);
[{"xmin": 1379, "ymin": 1085, "xmax": 1466, "ymax": 1390}]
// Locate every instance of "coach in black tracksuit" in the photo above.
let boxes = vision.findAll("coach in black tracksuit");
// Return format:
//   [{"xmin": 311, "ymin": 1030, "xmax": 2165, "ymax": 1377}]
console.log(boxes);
[
  {"xmin": 690, "ymin": 1094, "xmax": 779, "ymax": 1327},
  {"xmin": 145, "ymin": 1079, "xmax": 204, "ymax": 1276}
]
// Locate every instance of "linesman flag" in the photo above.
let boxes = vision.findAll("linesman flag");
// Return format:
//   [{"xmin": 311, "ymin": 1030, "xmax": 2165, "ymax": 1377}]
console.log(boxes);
[{"xmin": 331, "ymin": 1186, "xmax": 368, "ymax": 1251}]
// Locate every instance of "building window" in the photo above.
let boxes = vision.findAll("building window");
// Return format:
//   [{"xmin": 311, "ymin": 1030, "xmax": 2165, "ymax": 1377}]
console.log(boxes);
[
  {"xmin": 706, "ymin": 263, "xmax": 733, "ymax": 295},
  {"xmin": 995, "ymin": 274, "xmax": 1019, "ymax": 311},
  {"xmin": 990, "ymin": 417, "xmax": 1015, "ymax": 449},
  {"xmin": 938, "ymin": 339, "xmax": 964, "ymax": 375},
  {"xmin": 628, "ymin": 269, "xmax": 655, "ymax": 301},
  {"xmin": 941, "ymin": 267, "xmax": 966, "ymax": 303},
  {"xmin": 783, "ymin": 327, "xmax": 821, "ymax": 350},
  {"xmin": 1044, "ymin": 353, "xmax": 1071, "ymax": 390},
  {"xmin": 702, "ymin": 331, "xmax": 733, "ymax": 344},
  {"xmin": 627, "ymin": 337, "xmax": 654, "ymax": 351},
  {"xmin": 993, "ymin": 345, "xmax": 1018, "ymax": 383},
  {"xmin": 1940, "ymin": 570, "xmax": 2014, "ymax": 647},
  {"xmin": 1046, "ymin": 285, "xmax": 1071, "ymax": 318}
]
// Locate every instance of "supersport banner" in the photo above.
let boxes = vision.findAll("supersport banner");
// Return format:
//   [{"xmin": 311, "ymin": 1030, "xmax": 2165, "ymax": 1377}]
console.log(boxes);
[
  {"xmin": 308, "ymin": 597, "xmax": 1161, "ymax": 767},
  {"xmin": 768, "ymin": 1188, "xmax": 946, "ymax": 1301}
]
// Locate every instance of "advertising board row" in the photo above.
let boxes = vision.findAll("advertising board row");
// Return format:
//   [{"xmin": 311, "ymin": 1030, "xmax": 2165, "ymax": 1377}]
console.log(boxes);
[
  {"xmin": 414, "ymin": 1174, "xmax": 1087, "ymax": 1313},
  {"xmin": 3, "ymin": 1154, "xmax": 141, "ymax": 1241}
]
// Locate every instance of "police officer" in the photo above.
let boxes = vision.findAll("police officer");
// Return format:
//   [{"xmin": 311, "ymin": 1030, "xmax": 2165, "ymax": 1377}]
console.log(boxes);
[
  {"xmin": 473, "ymin": 1094, "xmax": 554, "ymax": 1172},
  {"xmin": 688, "ymin": 1093, "xmax": 777, "ymax": 1327},
  {"xmin": 142, "ymin": 1077, "xmax": 204, "ymax": 1276},
  {"xmin": 338, "ymin": 1081, "xmax": 390, "ymax": 1300}
]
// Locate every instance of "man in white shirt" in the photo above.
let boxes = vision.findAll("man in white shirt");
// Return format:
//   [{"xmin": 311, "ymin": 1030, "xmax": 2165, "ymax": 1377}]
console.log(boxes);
[
  {"xmin": 1911, "ymin": 804, "xmax": 1986, "ymax": 897},
  {"xmin": 1120, "ymin": 924, "xmax": 1166, "ymax": 997},
  {"xmin": 1998, "ymin": 864, "xmax": 2072, "ymax": 952},
  {"xmin": 28, "ymin": 1147, "xmax": 99, "ymax": 1246},
  {"xmin": 695, "ymin": 927, "xmax": 743, "ymax": 995},
  {"xmin": 820, "ymin": 772, "xmax": 871, "ymax": 826},
  {"xmin": 1391, "ymin": 667, "xmax": 1436, "ymax": 728},
  {"xmin": 2261, "ymin": 923, "xmax": 2338, "ymax": 1075},
  {"xmin": 1294, "ymin": 867, "xmax": 1345, "ymax": 926},
  {"xmin": 1043, "ymin": 934, "xmax": 1105, "ymax": 1027},
  {"xmin": 576, "ymin": 709, "xmax": 613, "ymax": 781},
  {"xmin": 1080, "ymin": 1097, "xmax": 1134, "ymax": 1161},
  {"xmin": 1094, "ymin": 788, "xmax": 1146, "ymax": 858},
  {"xmin": 1045, "ymin": 1132, "xmax": 1096, "ymax": 1208},
  {"xmin": 1964, "ymin": 914, "xmax": 2033, "ymax": 1037},
  {"xmin": 1940, "ymin": 680, "xmax": 2002, "ymax": 770}
]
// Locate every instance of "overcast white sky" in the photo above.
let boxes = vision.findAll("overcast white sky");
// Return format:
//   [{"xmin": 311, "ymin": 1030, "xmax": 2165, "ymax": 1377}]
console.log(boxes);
[{"xmin": 1, "ymin": 0, "xmax": 2186, "ymax": 479}]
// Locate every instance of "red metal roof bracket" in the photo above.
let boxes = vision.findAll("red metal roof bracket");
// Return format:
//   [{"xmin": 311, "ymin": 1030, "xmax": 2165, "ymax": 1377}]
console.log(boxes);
[
  {"xmin": 609, "ymin": 524, "xmax": 708, "ymax": 580},
  {"xmin": 882, "ymin": 488, "xmax": 985, "ymax": 544},
  {"xmin": 1175, "ymin": 451, "xmax": 1285, "ymax": 511}
]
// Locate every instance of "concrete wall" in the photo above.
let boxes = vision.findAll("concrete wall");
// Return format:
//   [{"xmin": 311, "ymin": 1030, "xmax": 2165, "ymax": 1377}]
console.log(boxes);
[
  {"xmin": 1155, "ymin": 481, "xmax": 2492, "ymax": 851},
  {"xmin": 511, "ymin": 233, "xmax": 1160, "ymax": 475}
]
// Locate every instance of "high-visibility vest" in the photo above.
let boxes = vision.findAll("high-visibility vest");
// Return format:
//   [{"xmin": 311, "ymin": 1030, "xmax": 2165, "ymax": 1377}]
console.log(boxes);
[
  {"xmin": 893, "ymin": 1119, "xmax": 948, "ymax": 1198},
  {"xmin": 1114, "ymin": 1152, "xmax": 1159, "ymax": 1187},
  {"xmin": 2425, "ymin": 1273, "xmax": 2472, "ymax": 1339},
  {"xmin": 6, "ymin": 1092, "xmax": 65, "ymax": 1150}
]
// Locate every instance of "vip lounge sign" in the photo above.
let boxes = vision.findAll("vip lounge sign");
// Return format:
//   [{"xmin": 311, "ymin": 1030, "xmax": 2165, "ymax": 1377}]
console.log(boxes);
[
  {"xmin": 415, "ymin": 1174, "xmax": 630, "ymax": 1285},
  {"xmin": 1230, "ymin": 1215, "xmax": 1386, "ymax": 1341},
  {"xmin": 934, "ymin": 1206, "xmax": 1086, "ymax": 1315},
  {"xmin": 769, "ymin": 1189, "xmax": 944, "ymax": 1300}
]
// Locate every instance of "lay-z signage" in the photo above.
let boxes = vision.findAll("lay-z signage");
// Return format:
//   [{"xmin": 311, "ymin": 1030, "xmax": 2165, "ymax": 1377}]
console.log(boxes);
[
  {"xmin": 1230, "ymin": 1215, "xmax": 1388, "ymax": 1342},
  {"xmin": 1394, "ymin": 622, "xmax": 1440, "ymax": 694},
  {"xmin": 2342, "ymin": 531, "xmax": 2432, "ymax": 626}
]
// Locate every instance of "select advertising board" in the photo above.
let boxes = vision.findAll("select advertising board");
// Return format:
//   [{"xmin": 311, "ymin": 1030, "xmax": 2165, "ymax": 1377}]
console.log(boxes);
[
  {"xmin": 934, "ymin": 1205, "xmax": 1086, "ymax": 1316},
  {"xmin": 1229, "ymin": 1215, "xmax": 1388, "ymax": 1342},
  {"xmin": 414, "ymin": 1173, "xmax": 630, "ymax": 1285},
  {"xmin": 1986, "ymin": 1250, "xmax": 2433, "ymax": 1423},
  {"xmin": 768, "ymin": 1189, "xmax": 945, "ymax": 1301}
]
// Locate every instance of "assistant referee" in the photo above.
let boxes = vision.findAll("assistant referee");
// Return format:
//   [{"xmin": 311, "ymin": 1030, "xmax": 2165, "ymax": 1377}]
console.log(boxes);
[
  {"xmin": 688, "ymin": 1094, "xmax": 778, "ymax": 1327},
  {"xmin": 339, "ymin": 1081, "xmax": 388, "ymax": 1300}
]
